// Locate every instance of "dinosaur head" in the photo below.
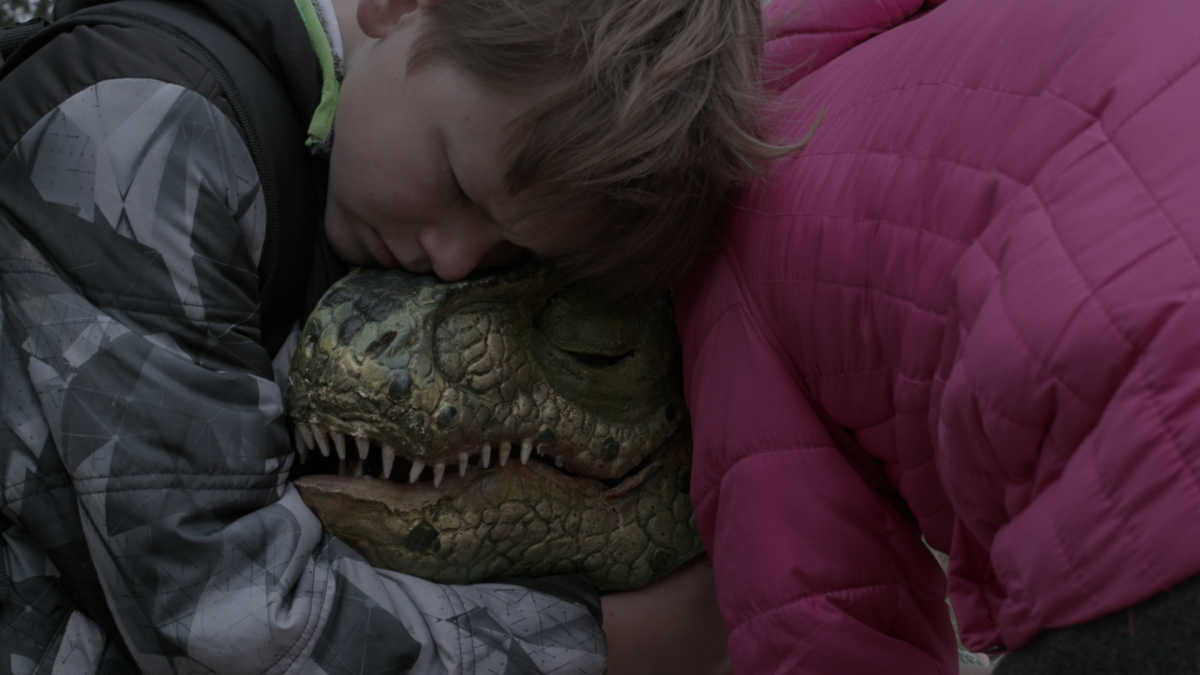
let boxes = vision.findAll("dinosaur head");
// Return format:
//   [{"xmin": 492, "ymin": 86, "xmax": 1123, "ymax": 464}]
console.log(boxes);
[{"xmin": 285, "ymin": 265, "xmax": 701, "ymax": 591}]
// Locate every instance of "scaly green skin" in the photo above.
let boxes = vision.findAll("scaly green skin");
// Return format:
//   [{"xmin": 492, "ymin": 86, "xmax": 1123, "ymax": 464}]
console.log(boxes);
[{"xmin": 286, "ymin": 265, "xmax": 702, "ymax": 591}]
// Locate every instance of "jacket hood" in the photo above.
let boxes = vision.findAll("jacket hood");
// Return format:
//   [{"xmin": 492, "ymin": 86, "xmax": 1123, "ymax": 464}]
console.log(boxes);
[{"xmin": 55, "ymin": 0, "xmax": 325, "ymax": 133}]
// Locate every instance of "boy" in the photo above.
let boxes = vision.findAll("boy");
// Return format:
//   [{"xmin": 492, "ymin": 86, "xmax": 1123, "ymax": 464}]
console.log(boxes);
[{"xmin": 0, "ymin": 0, "xmax": 774, "ymax": 671}]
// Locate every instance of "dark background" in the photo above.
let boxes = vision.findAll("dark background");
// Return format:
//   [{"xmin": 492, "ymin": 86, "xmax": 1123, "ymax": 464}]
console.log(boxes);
[{"xmin": 1, "ymin": 0, "xmax": 54, "ymax": 25}]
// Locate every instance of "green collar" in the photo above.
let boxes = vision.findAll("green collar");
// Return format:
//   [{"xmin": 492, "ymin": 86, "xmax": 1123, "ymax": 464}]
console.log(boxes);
[{"xmin": 294, "ymin": 0, "xmax": 341, "ymax": 149}]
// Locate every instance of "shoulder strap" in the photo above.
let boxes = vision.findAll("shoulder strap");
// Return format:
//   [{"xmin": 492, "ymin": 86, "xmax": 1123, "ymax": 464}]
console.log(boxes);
[{"xmin": 2, "ymin": 1, "xmax": 321, "ymax": 355}]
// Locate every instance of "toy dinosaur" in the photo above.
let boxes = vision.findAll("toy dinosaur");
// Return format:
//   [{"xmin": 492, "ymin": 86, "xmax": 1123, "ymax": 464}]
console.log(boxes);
[{"xmin": 286, "ymin": 265, "xmax": 702, "ymax": 591}]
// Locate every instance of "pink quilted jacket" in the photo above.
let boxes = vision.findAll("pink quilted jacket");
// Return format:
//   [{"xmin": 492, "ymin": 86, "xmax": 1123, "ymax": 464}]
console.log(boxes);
[{"xmin": 674, "ymin": 0, "xmax": 1200, "ymax": 672}]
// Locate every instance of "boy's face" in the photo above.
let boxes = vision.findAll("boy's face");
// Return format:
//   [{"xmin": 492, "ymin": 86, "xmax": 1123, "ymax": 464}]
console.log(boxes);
[{"xmin": 325, "ymin": 9, "xmax": 554, "ymax": 281}]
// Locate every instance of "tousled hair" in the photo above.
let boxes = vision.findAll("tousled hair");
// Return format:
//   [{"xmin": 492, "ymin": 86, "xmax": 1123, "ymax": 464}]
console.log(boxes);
[{"xmin": 411, "ymin": 0, "xmax": 796, "ymax": 298}]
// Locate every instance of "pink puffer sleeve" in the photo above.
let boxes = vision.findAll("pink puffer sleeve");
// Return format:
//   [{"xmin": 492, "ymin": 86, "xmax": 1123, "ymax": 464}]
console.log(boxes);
[{"xmin": 674, "ymin": 246, "xmax": 958, "ymax": 674}]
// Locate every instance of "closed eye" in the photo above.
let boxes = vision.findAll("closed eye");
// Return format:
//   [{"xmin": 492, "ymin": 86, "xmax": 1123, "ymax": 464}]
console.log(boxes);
[{"xmin": 448, "ymin": 164, "xmax": 469, "ymax": 201}]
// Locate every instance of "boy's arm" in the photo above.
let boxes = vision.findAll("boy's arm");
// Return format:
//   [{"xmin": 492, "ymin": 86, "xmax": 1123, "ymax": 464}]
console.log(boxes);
[
  {"xmin": 0, "ymin": 77, "xmax": 603, "ymax": 674},
  {"xmin": 0, "ymin": 524, "xmax": 139, "ymax": 673},
  {"xmin": 601, "ymin": 556, "xmax": 731, "ymax": 675}
]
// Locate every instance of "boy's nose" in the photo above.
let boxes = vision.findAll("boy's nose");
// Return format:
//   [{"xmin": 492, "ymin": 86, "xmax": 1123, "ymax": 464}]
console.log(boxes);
[{"xmin": 417, "ymin": 220, "xmax": 505, "ymax": 282}]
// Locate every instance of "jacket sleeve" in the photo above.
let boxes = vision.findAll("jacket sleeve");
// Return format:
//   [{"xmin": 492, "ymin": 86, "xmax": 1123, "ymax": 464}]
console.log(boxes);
[
  {"xmin": 673, "ymin": 247, "xmax": 957, "ymax": 675},
  {"xmin": 0, "ymin": 77, "xmax": 604, "ymax": 674},
  {"xmin": 0, "ymin": 523, "xmax": 140, "ymax": 673}
]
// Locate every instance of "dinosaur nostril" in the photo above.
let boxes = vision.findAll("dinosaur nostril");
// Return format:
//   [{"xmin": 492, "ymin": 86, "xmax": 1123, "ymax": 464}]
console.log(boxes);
[{"xmin": 363, "ymin": 331, "xmax": 398, "ymax": 358}]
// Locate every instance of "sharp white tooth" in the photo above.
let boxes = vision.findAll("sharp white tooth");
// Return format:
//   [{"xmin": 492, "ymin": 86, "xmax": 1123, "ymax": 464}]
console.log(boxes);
[
  {"xmin": 355, "ymin": 435, "xmax": 370, "ymax": 460},
  {"xmin": 381, "ymin": 444, "xmax": 397, "ymax": 479},
  {"xmin": 332, "ymin": 432, "xmax": 347, "ymax": 460},
  {"xmin": 409, "ymin": 460, "xmax": 426, "ymax": 483},
  {"xmin": 292, "ymin": 426, "xmax": 309, "ymax": 463},
  {"xmin": 297, "ymin": 424, "xmax": 315, "ymax": 452},
  {"xmin": 481, "ymin": 442, "xmax": 492, "ymax": 469},
  {"xmin": 433, "ymin": 463, "xmax": 446, "ymax": 488},
  {"xmin": 520, "ymin": 439, "xmax": 533, "ymax": 465},
  {"xmin": 313, "ymin": 426, "xmax": 331, "ymax": 457},
  {"xmin": 499, "ymin": 441, "xmax": 512, "ymax": 466},
  {"xmin": 458, "ymin": 452, "xmax": 470, "ymax": 477},
  {"xmin": 555, "ymin": 455, "xmax": 565, "ymax": 468}
]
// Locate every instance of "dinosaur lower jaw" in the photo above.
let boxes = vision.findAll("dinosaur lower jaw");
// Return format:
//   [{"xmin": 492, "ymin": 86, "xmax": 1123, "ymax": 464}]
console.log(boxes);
[{"xmin": 290, "ymin": 421, "xmax": 659, "ymax": 495}]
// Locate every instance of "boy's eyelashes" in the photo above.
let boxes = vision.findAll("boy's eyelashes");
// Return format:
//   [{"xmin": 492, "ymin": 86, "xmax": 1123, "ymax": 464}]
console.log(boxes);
[
  {"xmin": 448, "ymin": 169, "xmax": 504, "ymax": 230},
  {"xmin": 448, "ymin": 166, "xmax": 468, "ymax": 201}
]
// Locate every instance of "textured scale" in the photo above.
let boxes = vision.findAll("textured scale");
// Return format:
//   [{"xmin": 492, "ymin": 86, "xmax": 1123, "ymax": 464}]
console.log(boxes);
[{"xmin": 286, "ymin": 265, "xmax": 701, "ymax": 590}]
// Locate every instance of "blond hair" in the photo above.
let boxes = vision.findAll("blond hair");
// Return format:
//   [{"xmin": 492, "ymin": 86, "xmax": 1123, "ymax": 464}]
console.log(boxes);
[{"xmin": 413, "ymin": 0, "xmax": 791, "ymax": 297}]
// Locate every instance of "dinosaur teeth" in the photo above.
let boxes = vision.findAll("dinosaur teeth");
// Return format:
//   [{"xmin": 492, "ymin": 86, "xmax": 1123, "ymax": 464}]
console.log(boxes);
[
  {"xmin": 297, "ymin": 429, "xmax": 579, "ymax": 484},
  {"xmin": 296, "ymin": 424, "xmax": 315, "ymax": 453},
  {"xmin": 332, "ymin": 431, "xmax": 347, "ymax": 460},
  {"xmin": 312, "ymin": 426, "xmax": 331, "ymax": 457},
  {"xmin": 292, "ymin": 426, "xmax": 309, "ymax": 464},
  {"xmin": 409, "ymin": 460, "xmax": 426, "ymax": 483},
  {"xmin": 381, "ymin": 444, "xmax": 397, "ymax": 479}
]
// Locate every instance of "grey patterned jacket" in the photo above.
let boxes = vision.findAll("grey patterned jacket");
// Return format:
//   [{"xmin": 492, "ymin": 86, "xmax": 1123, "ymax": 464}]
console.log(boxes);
[{"xmin": 0, "ymin": 1, "xmax": 606, "ymax": 672}]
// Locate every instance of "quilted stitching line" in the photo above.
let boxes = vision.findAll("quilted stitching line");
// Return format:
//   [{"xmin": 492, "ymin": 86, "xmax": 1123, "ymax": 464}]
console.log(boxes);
[
  {"xmin": 82, "ymin": 288, "xmax": 261, "ymax": 319},
  {"xmin": 1107, "ymin": 311, "xmax": 1200, "ymax": 502},
  {"xmin": 777, "ymin": 147, "xmax": 1038, "ymax": 188},
  {"xmin": 1009, "ymin": 160, "xmax": 1200, "ymax": 619},
  {"xmin": 66, "ymin": 474, "xmax": 285, "ymax": 496},
  {"xmin": 1106, "ymin": 130, "xmax": 1200, "ymax": 276},
  {"xmin": 727, "ymin": 580, "xmax": 951, "ymax": 674},
  {"xmin": 767, "ymin": 276, "xmax": 950, "ymax": 320},
  {"xmin": 727, "ymin": 582, "xmax": 896, "ymax": 632},
  {"xmin": 1118, "ymin": 346, "xmax": 1200, "ymax": 545},
  {"xmin": 693, "ymin": 441, "xmax": 840, "ymax": 517},
  {"xmin": 800, "ymin": 79, "xmax": 1094, "ymax": 139},
  {"xmin": 1056, "ymin": 47, "xmax": 1200, "ymax": 136},
  {"xmin": 768, "ymin": 25, "xmax": 879, "ymax": 41},
  {"xmin": 1027, "ymin": 178, "xmax": 1135, "ymax": 350},
  {"xmin": 1072, "ymin": 425, "xmax": 1157, "ymax": 595},
  {"xmin": 717, "ymin": 234, "xmax": 800, "ymax": 368},
  {"xmin": 686, "ymin": 301, "xmax": 744, "ymax": 385},
  {"xmin": 963, "ymin": 188, "xmax": 1102, "ymax": 412}
]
